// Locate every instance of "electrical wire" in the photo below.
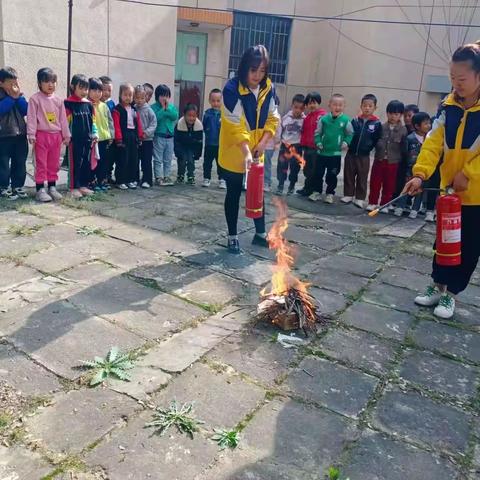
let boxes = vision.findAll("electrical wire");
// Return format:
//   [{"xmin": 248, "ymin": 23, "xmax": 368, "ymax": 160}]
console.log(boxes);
[
  {"xmin": 113, "ymin": 0, "xmax": 480, "ymax": 28},
  {"xmin": 417, "ymin": 0, "xmax": 436, "ymax": 104},
  {"xmin": 325, "ymin": 19, "xmax": 445, "ymax": 70},
  {"xmin": 462, "ymin": 0, "xmax": 479, "ymax": 44},
  {"xmin": 395, "ymin": 0, "xmax": 449, "ymax": 64}
]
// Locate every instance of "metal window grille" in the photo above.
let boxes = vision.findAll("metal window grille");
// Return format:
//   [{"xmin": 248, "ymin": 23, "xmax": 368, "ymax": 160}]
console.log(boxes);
[{"xmin": 229, "ymin": 12, "xmax": 292, "ymax": 85}]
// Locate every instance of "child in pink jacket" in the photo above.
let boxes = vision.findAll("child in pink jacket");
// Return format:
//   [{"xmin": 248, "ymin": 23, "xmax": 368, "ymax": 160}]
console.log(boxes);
[{"xmin": 27, "ymin": 68, "xmax": 70, "ymax": 202}]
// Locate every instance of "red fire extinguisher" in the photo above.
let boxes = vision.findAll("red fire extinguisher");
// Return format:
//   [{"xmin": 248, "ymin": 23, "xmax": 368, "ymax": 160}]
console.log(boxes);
[
  {"xmin": 245, "ymin": 159, "xmax": 264, "ymax": 219},
  {"xmin": 436, "ymin": 190, "xmax": 462, "ymax": 266}
]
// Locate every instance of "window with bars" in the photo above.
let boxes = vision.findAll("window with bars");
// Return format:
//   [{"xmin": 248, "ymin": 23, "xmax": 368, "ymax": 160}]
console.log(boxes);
[{"xmin": 228, "ymin": 12, "xmax": 292, "ymax": 85}]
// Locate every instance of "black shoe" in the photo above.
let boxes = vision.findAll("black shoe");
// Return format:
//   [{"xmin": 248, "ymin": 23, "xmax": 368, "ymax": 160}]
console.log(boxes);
[
  {"xmin": 227, "ymin": 238, "xmax": 240, "ymax": 254},
  {"xmin": 275, "ymin": 184, "xmax": 284, "ymax": 195},
  {"xmin": 252, "ymin": 234, "xmax": 269, "ymax": 248},
  {"xmin": 187, "ymin": 176, "xmax": 195, "ymax": 185},
  {"xmin": 176, "ymin": 175, "xmax": 185, "ymax": 185},
  {"xmin": 296, "ymin": 188, "xmax": 309, "ymax": 197}
]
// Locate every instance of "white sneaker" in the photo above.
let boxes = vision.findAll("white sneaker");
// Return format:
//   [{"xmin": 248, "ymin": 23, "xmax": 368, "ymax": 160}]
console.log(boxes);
[
  {"xmin": 218, "ymin": 179, "xmax": 227, "ymax": 189},
  {"xmin": 324, "ymin": 194, "xmax": 334, "ymax": 204},
  {"xmin": 341, "ymin": 196, "xmax": 353, "ymax": 204},
  {"xmin": 264, "ymin": 184, "xmax": 271, "ymax": 192},
  {"xmin": 308, "ymin": 192, "xmax": 321, "ymax": 202},
  {"xmin": 366, "ymin": 204, "xmax": 377, "ymax": 212},
  {"xmin": 394, "ymin": 207, "xmax": 404, "ymax": 217},
  {"xmin": 380, "ymin": 208, "xmax": 390, "ymax": 214},
  {"xmin": 70, "ymin": 189, "xmax": 83, "ymax": 199},
  {"xmin": 434, "ymin": 294, "xmax": 455, "ymax": 319},
  {"xmin": 202, "ymin": 178, "xmax": 211, "ymax": 188},
  {"xmin": 79, "ymin": 187, "xmax": 94, "ymax": 196},
  {"xmin": 141, "ymin": 182, "xmax": 151, "ymax": 189},
  {"xmin": 415, "ymin": 285, "xmax": 442, "ymax": 307},
  {"xmin": 409, "ymin": 210, "xmax": 419, "ymax": 219},
  {"xmin": 425, "ymin": 211, "xmax": 435, "ymax": 222},
  {"xmin": 127, "ymin": 182, "xmax": 137, "ymax": 189},
  {"xmin": 118, "ymin": 183, "xmax": 128, "ymax": 190},
  {"xmin": 353, "ymin": 199, "xmax": 364, "ymax": 209},
  {"xmin": 48, "ymin": 186, "xmax": 63, "ymax": 200},
  {"xmin": 36, "ymin": 187, "xmax": 52, "ymax": 203}
]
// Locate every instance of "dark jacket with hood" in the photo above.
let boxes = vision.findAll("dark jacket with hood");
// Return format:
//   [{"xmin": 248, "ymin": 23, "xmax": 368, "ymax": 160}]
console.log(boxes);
[
  {"xmin": 0, "ymin": 88, "xmax": 27, "ymax": 138},
  {"xmin": 174, "ymin": 117, "xmax": 203, "ymax": 159},
  {"xmin": 348, "ymin": 115, "xmax": 382, "ymax": 156},
  {"xmin": 405, "ymin": 132, "xmax": 423, "ymax": 178}
]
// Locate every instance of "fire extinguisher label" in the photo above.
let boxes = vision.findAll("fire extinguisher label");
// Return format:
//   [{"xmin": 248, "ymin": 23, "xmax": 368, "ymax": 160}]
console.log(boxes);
[{"xmin": 441, "ymin": 213, "xmax": 461, "ymax": 244}]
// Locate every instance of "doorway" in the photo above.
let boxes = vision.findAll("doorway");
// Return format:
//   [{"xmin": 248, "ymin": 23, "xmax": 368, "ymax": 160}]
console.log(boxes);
[{"xmin": 175, "ymin": 32, "xmax": 207, "ymax": 116}]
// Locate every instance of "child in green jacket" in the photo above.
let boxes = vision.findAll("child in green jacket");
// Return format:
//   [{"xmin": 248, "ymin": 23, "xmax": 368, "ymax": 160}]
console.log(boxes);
[
  {"xmin": 313, "ymin": 94, "xmax": 353, "ymax": 203},
  {"xmin": 152, "ymin": 84, "xmax": 178, "ymax": 186}
]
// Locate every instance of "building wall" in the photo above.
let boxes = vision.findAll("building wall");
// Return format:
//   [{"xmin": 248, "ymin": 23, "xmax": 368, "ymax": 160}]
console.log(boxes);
[
  {"xmin": 1, "ymin": 0, "xmax": 480, "ymax": 119},
  {"xmin": 0, "ymin": 0, "xmax": 177, "ymax": 99},
  {"xmin": 213, "ymin": 0, "xmax": 480, "ymax": 118}
]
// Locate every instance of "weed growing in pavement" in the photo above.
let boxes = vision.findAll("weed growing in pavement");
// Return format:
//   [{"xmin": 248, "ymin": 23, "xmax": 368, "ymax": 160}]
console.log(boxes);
[
  {"xmin": 145, "ymin": 400, "xmax": 204, "ymax": 438},
  {"xmin": 79, "ymin": 346, "xmax": 134, "ymax": 386},
  {"xmin": 212, "ymin": 428, "xmax": 240, "ymax": 449},
  {"xmin": 7, "ymin": 224, "xmax": 43, "ymax": 236},
  {"xmin": 327, "ymin": 466, "xmax": 350, "ymax": 480},
  {"xmin": 17, "ymin": 205, "xmax": 43, "ymax": 217},
  {"xmin": 76, "ymin": 225, "xmax": 106, "ymax": 237}
]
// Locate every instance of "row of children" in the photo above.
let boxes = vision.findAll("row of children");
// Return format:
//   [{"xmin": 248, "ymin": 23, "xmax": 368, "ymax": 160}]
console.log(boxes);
[
  {"xmin": 271, "ymin": 91, "xmax": 438, "ymax": 220},
  {"xmin": 0, "ymin": 67, "xmax": 225, "ymax": 202}
]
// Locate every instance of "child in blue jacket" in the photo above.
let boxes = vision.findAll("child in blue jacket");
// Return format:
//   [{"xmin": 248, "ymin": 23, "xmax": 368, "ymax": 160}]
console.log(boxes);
[{"xmin": 202, "ymin": 88, "xmax": 225, "ymax": 188}]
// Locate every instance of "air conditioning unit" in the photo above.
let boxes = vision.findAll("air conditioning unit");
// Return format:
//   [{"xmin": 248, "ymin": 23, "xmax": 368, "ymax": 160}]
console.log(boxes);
[{"xmin": 425, "ymin": 75, "xmax": 451, "ymax": 94}]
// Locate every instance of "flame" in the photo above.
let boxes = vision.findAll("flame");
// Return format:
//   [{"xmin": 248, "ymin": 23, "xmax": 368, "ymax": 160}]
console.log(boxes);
[
  {"xmin": 261, "ymin": 197, "xmax": 310, "ymax": 298},
  {"xmin": 282, "ymin": 141, "xmax": 306, "ymax": 169}
]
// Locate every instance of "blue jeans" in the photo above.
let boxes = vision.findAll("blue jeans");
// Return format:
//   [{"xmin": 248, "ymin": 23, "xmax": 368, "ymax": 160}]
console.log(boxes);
[
  {"xmin": 264, "ymin": 149, "xmax": 274, "ymax": 187},
  {"xmin": 153, "ymin": 135, "xmax": 173, "ymax": 179}
]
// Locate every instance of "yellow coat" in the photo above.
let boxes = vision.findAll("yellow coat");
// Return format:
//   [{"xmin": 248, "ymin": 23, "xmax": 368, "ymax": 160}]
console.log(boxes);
[
  {"xmin": 219, "ymin": 77, "xmax": 279, "ymax": 174},
  {"xmin": 413, "ymin": 93, "xmax": 480, "ymax": 205}
]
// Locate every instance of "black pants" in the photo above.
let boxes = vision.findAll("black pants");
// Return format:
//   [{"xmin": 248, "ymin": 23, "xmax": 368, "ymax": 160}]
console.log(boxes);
[
  {"xmin": 177, "ymin": 149, "xmax": 195, "ymax": 179},
  {"xmin": 314, "ymin": 155, "xmax": 341, "ymax": 195},
  {"xmin": 432, "ymin": 206, "xmax": 480, "ymax": 295},
  {"xmin": 0, "ymin": 135, "xmax": 28, "ymax": 189},
  {"xmin": 394, "ymin": 159, "xmax": 407, "ymax": 199},
  {"xmin": 302, "ymin": 147, "xmax": 317, "ymax": 194},
  {"xmin": 139, "ymin": 140, "xmax": 153, "ymax": 186},
  {"xmin": 224, "ymin": 169, "xmax": 265, "ymax": 236},
  {"xmin": 203, "ymin": 145, "xmax": 223, "ymax": 180},
  {"xmin": 277, "ymin": 144, "xmax": 301, "ymax": 187},
  {"xmin": 115, "ymin": 130, "xmax": 138, "ymax": 185},
  {"xmin": 95, "ymin": 140, "xmax": 110, "ymax": 185},
  {"xmin": 69, "ymin": 138, "xmax": 92, "ymax": 189},
  {"xmin": 107, "ymin": 140, "xmax": 116, "ymax": 182}
]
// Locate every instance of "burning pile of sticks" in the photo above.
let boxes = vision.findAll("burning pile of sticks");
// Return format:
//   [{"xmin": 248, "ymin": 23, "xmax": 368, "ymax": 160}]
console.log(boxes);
[
  {"xmin": 256, "ymin": 197, "xmax": 322, "ymax": 335},
  {"xmin": 257, "ymin": 289, "xmax": 321, "ymax": 334}
]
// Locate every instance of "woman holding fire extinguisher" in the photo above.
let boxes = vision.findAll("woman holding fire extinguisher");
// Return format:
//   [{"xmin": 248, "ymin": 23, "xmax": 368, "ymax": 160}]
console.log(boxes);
[
  {"xmin": 404, "ymin": 42, "xmax": 480, "ymax": 320},
  {"xmin": 219, "ymin": 45, "xmax": 279, "ymax": 254}
]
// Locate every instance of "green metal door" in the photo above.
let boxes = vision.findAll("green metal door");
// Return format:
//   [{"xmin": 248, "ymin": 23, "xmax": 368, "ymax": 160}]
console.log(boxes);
[{"xmin": 175, "ymin": 32, "xmax": 207, "ymax": 114}]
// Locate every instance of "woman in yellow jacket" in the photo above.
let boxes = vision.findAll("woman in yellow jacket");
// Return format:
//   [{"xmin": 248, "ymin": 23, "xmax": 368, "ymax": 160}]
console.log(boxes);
[
  {"xmin": 404, "ymin": 43, "xmax": 480, "ymax": 319},
  {"xmin": 219, "ymin": 45, "xmax": 279, "ymax": 254}
]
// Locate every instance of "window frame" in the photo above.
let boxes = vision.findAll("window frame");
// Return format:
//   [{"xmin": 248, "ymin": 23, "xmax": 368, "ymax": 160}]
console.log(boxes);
[{"xmin": 228, "ymin": 11, "xmax": 292, "ymax": 85}]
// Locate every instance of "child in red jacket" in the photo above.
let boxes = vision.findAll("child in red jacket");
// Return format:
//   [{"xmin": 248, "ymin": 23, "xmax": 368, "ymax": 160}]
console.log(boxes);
[
  {"xmin": 112, "ymin": 83, "xmax": 143, "ymax": 190},
  {"xmin": 297, "ymin": 92, "xmax": 327, "ymax": 196}
]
